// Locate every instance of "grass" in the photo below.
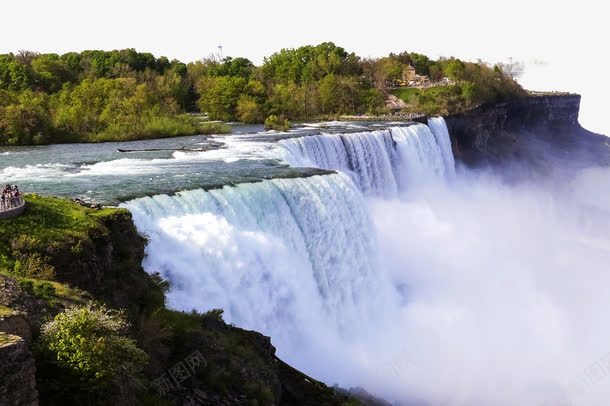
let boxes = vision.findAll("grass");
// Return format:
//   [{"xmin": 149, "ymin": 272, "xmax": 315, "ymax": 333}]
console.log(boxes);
[
  {"xmin": 391, "ymin": 87, "xmax": 421, "ymax": 104},
  {"xmin": 0, "ymin": 194, "xmax": 94, "ymax": 305},
  {"xmin": 0, "ymin": 194, "xmax": 122, "ymax": 273},
  {"xmin": 391, "ymin": 85, "xmax": 453, "ymax": 104},
  {"xmin": 89, "ymin": 115, "xmax": 231, "ymax": 143},
  {"xmin": 197, "ymin": 121, "xmax": 232, "ymax": 135},
  {"xmin": 14, "ymin": 277, "xmax": 91, "ymax": 307},
  {"xmin": 0, "ymin": 305, "xmax": 15, "ymax": 317},
  {"xmin": 0, "ymin": 331, "xmax": 21, "ymax": 346}
]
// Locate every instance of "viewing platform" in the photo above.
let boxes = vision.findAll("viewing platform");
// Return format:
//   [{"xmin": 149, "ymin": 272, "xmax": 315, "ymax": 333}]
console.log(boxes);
[{"xmin": 0, "ymin": 197, "xmax": 25, "ymax": 219}]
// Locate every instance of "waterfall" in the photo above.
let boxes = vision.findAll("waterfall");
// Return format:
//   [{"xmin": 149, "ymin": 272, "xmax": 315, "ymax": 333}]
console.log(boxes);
[
  {"xmin": 120, "ymin": 116, "xmax": 610, "ymax": 404},
  {"xmin": 123, "ymin": 118, "xmax": 461, "ymax": 398},
  {"xmin": 279, "ymin": 118, "xmax": 455, "ymax": 196},
  {"xmin": 123, "ymin": 173, "xmax": 394, "ymax": 345},
  {"xmin": 279, "ymin": 129, "xmax": 399, "ymax": 197},
  {"xmin": 428, "ymin": 117, "xmax": 456, "ymax": 178}
]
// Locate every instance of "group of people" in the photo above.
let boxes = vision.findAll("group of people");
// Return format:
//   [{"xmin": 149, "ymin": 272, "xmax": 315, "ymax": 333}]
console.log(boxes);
[{"xmin": 1, "ymin": 184, "xmax": 22, "ymax": 211}]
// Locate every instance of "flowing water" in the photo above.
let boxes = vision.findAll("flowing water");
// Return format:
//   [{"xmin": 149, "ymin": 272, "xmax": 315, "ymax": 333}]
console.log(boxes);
[{"xmin": 5, "ymin": 118, "xmax": 610, "ymax": 405}]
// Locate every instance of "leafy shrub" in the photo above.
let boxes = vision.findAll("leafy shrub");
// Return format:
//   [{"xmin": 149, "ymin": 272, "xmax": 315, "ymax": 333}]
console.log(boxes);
[
  {"xmin": 33, "ymin": 281, "xmax": 56, "ymax": 300},
  {"xmin": 264, "ymin": 115, "xmax": 290, "ymax": 131},
  {"xmin": 236, "ymin": 95, "xmax": 264, "ymax": 123},
  {"xmin": 40, "ymin": 304, "xmax": 148, "ymax": 384},
  {"xmin": 9, "ymin": 235, "xmax": 56, "ymax": 279},
  {"xmin": 12, "ymin": 253, "xmax": 55, "ymax": 279},
  {"xmin": 198, "ymin": 121, "xmax": 231, "ymax": 135},
  {"xmin": 18, "ymin": 279, "xmax": 34, "ymax": 292},
  {"xmin": 202, "ymin": 308, "xmax": 224, "ymax": 323},
  {"xmin": 17, "ymin": 279, "xmax": 56, "ymax": 302}
]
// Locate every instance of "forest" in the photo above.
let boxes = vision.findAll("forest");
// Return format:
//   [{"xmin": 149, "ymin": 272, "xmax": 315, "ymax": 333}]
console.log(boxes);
[{"xmin": 0, "ymin": 43, "xmax": 525, "ymax": 145}]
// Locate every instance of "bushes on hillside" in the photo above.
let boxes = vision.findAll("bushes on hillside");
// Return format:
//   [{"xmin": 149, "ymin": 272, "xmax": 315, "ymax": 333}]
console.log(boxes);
[
  {"xmin": 0, "ymin": 45, "xmax": 526, "ymax": 144},
  {"xmin": 40, "ymin": 304, "xmax": 148, "ymax": 384}
]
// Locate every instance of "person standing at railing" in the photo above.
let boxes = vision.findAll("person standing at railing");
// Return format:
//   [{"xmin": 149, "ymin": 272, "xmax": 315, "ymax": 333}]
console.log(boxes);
[
  {"xmin": 12, "ymin": 185, "xmax": 21, "ymax": 207},
  {"xmin": 1, "ymin": 184, "xmax": 23, "ymax": 210},
  {"xmin": 2, "ymin": 184, "xmax": 11, "ymax": 209}
]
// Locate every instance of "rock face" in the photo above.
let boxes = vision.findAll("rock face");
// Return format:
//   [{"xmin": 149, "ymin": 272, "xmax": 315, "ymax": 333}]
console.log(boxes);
[
  {"xmin": 47, "ymin": 210, "xmax": 163, "ymax": 317},
  {"xmin": 0, "ymin": 333, "xmax": 38, "ymax": 406},
  {"xmin": 445, "ymin": 95, "xmax": 609, "ymax": 167},
  {"xmin": 0, "ymin": 314, "xmax": 32, "ymax": 343}
]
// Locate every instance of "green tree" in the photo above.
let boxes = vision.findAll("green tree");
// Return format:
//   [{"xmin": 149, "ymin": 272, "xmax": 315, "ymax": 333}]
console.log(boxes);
[
  {"xmin": 236, "ymin": 95, "xmax": 263, "ymax": 123},
  {"xmin": 0, "ymin": 90, "xmax": 50, "ymax": 144},
  {"xmin": 319, "ymin": 74, "xmax": 339, "ymax": 113},
  {"xmin": 31, "ymin": 54, "xmax": 73, "ymax": 92},
  {"xmin": 409, "ymin": 52, "xmax": 433, "ymax": 76},
  {"xmin": 375, "ymin": 57, "xmax": 404, "ymax": 87},
  {"xmin": 266, "ymin": 82, "xmax": 306, "ymax": 118},
  {"xmin": 443, "ymin": 58, "xmax": 466, "ymax": 82},
  {"xmin": 197, "ymin": 76, "xmax": 247, "ymax": 121},
  {"xmin": 461, "ymin": 81, "xmax": 475, "ymax": 106}
]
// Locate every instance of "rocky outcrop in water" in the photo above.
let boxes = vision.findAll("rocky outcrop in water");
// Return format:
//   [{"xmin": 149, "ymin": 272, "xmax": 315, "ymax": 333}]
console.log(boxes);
[{"xmin": 445, "ymin": 95, "xmax": 609, "ymax": 168}]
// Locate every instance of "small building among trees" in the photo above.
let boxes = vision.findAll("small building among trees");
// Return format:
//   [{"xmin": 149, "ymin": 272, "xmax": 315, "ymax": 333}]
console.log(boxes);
[{"xmin": 402, "ymin": 64, "xmax": 430, "ymax": 87}]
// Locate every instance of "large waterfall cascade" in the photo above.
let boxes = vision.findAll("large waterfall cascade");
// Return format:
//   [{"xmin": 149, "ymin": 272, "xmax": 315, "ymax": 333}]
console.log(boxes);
[
  {"xmin": 123, "ymin": 117, "xmax": 463, "ymax": 400},
  {"xmin": 123, "ymin": 117, "xmax": 455, "ymax": 354},
  {"xmin": 124, "ymin": 118, "xmax": 456, "ymax": 332}
]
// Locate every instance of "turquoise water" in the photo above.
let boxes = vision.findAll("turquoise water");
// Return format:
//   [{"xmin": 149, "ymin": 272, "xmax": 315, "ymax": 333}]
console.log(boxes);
[{"xmin": 0, "ymin": 122, "xmax": 385, "ymax": 204}]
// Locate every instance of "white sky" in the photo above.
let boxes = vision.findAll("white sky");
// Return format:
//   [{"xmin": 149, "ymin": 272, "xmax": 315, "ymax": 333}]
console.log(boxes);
[{"xmin": 2, "ymin": 0, "xmax": 608, "ymax": 134}]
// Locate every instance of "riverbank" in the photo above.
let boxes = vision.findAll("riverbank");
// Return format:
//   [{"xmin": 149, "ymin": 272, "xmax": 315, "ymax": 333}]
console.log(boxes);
[{"xmin": 0, "ymin": 118, "xmax": 231, "ymax": 146}]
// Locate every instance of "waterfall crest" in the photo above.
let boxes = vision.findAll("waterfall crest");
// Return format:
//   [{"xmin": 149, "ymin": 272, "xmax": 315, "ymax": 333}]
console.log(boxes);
[{"xmin": 279, "ymin": 118, "xmax": 455, "ymax": 196}]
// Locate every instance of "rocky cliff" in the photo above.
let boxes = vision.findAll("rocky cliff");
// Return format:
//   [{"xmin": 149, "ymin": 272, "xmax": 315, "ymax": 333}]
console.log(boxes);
[
  {"xmin": 0, "ymin": 333, "xmax": 38, "ymax": 406},
  {"xmin": 445, "ymin": 95, "xmax": 609, "ymax": 168}
]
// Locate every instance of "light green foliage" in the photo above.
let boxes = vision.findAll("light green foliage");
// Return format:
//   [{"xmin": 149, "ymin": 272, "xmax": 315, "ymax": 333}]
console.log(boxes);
[
  {"xmin": 443, "ymin": 58, "xmax": 466, "ymax": 82},
  {"xmin": 30, "ymin": 54, "xmax": 73, "ymax": 92},
  {"xmin": 267, "ymin": 82, "xmax": 307, "ymax": 118},
  {"xmin": 0, "ymin": 89, "xmax": 50, "ymax": 144},
  {"xmin": 409, "ymin": 53, "xmax": 433, "ymax": 76},
  {"xmin": 0, "ymin": 305, "xmax": 15, "ymax": 317},
  {"xmin": 264, "ymin": 115, "xmax": 291, "ymax": 131},
  {"xmin": 318, "ymin": 74, "xmax": 339, "ymax": 113},
  {"xmin": 461, "ymin": 81, "xmax": 476, "ymax": 106},
  {"xmin": 197, "ymin": 76, "xmax": 247, "ymax": 121},
  {"xmin": 237, "ymin": 95, "xmax": 264, "ymax": 123},
  {"xmin": 41, "ymin": 304, "xmax": 148, "ymax": 382},
  {"xmin": 262, "ymin": 42, "xmax": 361, "ymax": 84},
  {"xmin": 0, "ymin": 194, "xmax": 119, "ymax": 273},
  {"xmin": 19, "ymin": 279, "xmax": 56, "ymax": 301},
  {"xmin": 376, "ymin": 57, "xmax": 405, "ymax": 85},
  {"xmin": 0, "ymin": 45, "xmax": 525, "ymax": 143},
  {"xmin": 0, "ymin": 50, "xmax": 207, "ymax": 145}
]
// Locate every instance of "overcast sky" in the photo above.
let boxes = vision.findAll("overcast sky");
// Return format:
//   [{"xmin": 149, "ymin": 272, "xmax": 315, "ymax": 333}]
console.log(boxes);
[{"xmin": 2, "ymin": 0, "xmax": 608, "ymax": 134}]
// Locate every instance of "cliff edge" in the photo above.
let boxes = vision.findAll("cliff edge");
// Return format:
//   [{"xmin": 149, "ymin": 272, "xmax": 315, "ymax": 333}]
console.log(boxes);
[{"xmin": 444, "ymin": 94, "xmax": 609, "ymax": 168}]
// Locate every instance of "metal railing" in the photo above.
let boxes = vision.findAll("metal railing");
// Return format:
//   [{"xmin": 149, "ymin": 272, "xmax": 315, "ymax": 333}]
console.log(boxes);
[{"xmin": 0, "ymin": 195, "xmax": 24, "ymax": 212}]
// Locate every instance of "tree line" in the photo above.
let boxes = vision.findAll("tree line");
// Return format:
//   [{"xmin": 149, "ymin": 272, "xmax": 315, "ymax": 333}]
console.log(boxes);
[{"xmin": 0, "ymin": 44, "xmax": 525, "ymax": 145}]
